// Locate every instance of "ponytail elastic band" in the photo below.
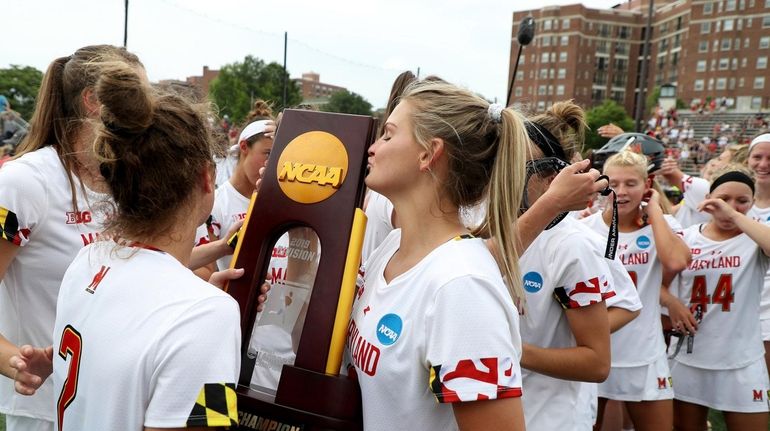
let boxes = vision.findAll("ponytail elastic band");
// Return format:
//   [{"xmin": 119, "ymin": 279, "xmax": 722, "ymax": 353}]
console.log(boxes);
[
  {"xmin": 487, "ymin": 103, "xmax": 503, "ymax": 124},
  {"xmin": 709, "ymin": 171, "xmax": 755, "ymax": 194}
]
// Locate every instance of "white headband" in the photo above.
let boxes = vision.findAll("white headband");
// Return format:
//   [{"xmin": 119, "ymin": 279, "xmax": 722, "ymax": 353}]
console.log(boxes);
[
  {"xmin": 750, "ymin": 133, "xmax": 770, "ymax": 154},
  {"xmin": 239, "ymin": 120, "xmax": 271, "ymax": 143}
]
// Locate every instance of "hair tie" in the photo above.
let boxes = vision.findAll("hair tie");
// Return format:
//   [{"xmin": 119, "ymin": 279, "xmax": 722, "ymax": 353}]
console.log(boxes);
[
  {"xmin": 487, "ymin": 103, "xmax": 503, "ymax": 124},
  {"xmin": 709, "ymin": 171, "xmax": 755, "ymax": 195}
]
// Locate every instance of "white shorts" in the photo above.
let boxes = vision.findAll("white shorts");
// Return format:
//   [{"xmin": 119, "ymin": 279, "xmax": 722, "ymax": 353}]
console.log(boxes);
[
  {"xmin": 761, "ymin": 318, "xmax": 770, "ymax": 342},
  {"xmin": 598, "ymin": 355, "xmax": 674, "ymax": 402},
  {"xmin": 671, "ymin": 358, "xmax": 770, "ymax": 413},
  {"xmin": 576, "ymin": 382, "xmax": 598, "ymax": 427},
  {"xmin": 5, "ymin": 415, "xmax": 54, "ymax": 431}
]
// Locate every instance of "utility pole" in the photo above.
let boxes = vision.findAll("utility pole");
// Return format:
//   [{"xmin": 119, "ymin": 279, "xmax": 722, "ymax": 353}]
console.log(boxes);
[
  {"xmin": 634, "ymin": 0, "xmax": 654, "ymax": 132},
  {"xmin": 123, "ymin": 0, "xmax": 129, "ymax": 48},
  {"xmin": 282, "ymin": 32, "xmax": 288, "ymax": 109}
]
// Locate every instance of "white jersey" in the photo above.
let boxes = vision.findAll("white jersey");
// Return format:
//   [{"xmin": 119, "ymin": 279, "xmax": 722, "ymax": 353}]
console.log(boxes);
[
  {"xmin": 53, "ymin": 242, "xmax": 240, "ymax": 430},
  {"xmin": 361, "ymin": 190, "xmax": 394, "ymax": 264},
  {"xmin": 748, "ymin": 205, "xmax": 770, "ymax": 319},
  {"xmin": 346, "ymin": 230, "xmax": 523, "ymax": 431},
  {"xmin": 674, "ymin": 174, "xmax": 711, "ymax": 228},
  {"xmin": 673, "ymin": 225, "xmax": 770, "ymax": 369},
  {"xmin": 210, "ymin": 181, "xmax": 250, "ymax": 270},
  {"xmin": 519, "ymin": 217, "xmax": 612, "ymax": 431},
  {"xmin": 582, "ymin": 212, "xmax": 682, "ymax": 366},
  {"xmin": 0, "ymin": 147, "xmax": 107, "ymax": 421}
]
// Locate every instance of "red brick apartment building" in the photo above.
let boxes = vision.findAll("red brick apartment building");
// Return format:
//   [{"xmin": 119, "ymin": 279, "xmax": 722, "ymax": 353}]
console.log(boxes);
[{"xmin": 510, "ymin": 0, "xmax": 770, "ymax": 113}]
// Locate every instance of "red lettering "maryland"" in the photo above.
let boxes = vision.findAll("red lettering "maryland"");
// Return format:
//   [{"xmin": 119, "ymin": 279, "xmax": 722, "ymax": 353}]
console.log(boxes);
[{"xmin": 346, "ymin": 319, "xmax": 380, "ymax": 376}]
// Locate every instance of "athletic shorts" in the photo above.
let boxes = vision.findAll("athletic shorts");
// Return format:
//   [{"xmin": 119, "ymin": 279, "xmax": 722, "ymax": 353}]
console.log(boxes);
[
  {"xmin": 5, "ymin": 415, "xmax": 54, "ymax": 431},
  {"xmin": 598, "ymin": 355, "xmax": 674, "ymax": 402},
  {"xmin": 761, "ymin": 318, "xmax": 770, "ymax": 342},
  {"xmin": 671, "ymin": 358, "xmax": 770, "ymax": 413}
]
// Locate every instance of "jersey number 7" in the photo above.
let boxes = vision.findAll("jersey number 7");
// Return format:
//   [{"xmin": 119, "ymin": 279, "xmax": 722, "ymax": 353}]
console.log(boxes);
[{"xmin": 57, "ymin": 325, "xmax": 82, "ymax": 431}]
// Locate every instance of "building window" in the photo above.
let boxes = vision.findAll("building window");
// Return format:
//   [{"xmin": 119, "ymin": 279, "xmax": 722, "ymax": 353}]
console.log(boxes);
[
  {"xmin": 561, "ymin": 35, "xmax": 569, "ymax": 46},
  {"xmin": 694, "ymin": 79, "xmax": 705, "ymax": 91},
  {"xmin": 558, "ymin": 68, "xmax": 566, "ymax": 79},
  {"xmin": 708, "ymin": 78, "xmax": 714, "ymax": 90},
  {"xmin": 716, "ymin": 78, "xmax": 727, "ymax": 89},
  {"xmin": 732, "ymin": 58, "xmax": 738, "ymax": 69},
  {"xmin": 704, "ymin": 2, "xmax": 713, "ymax": 13},
  {"xmin": 515, "ymin": 87, "xmax": 523, "ymax": 97},
  {"xmin": 745, "ymin": 37, "xmax": 751, "ymax": 48},
  {"xmin": 724, "ymin": 19, "xmax": 734, "ymax": 31},
  {"xmin": 701, "ymin": 22, "xmax": 711, "ymax": 34},
  {"xmin": 697, "ymin": 60, "xmax": 707, "ymax": 72},
  {"xmin": 619, "ymin": 26, "xmax": 630, "ymax": 39},
  {"xmin": 739, "ymin": 77, "xmax": 745, "ymax": 87},
  {"xmin": 764, "ymin": 16, "xmax": 770, "ymax": 28},
  {"xmin": 721, "ymin": 38, "xmax": 732, "ymax": 50},
  {"xmin": 738, "ymin": 18, "xmax": 744, "ymax": 30},
  {"xmin": 742, "ymin": 57, "xmax": 748, "ymax": 67},
  {"xmin": 562, "ymin": 18, "xmax": 570, "ymax": 29},
  {"xmin": 559, "ymin": 52, "xmax": 568, "ymax": 62},
  {"xmin": 758, "ymin": 56, "xmax": 768, "ymax": 68},
  {"xmin": 740, "ymin": 0, "xmax": 745, "ymax": 9},
  {"xmin": 549, "ymin": 69, "xmax": 556, "ymax": 79},
  {"xmin": 767, "ymin": 0, "xmax": 770, "ymax": 6},
  {"xmin": 542, "ymin": 36, "xmax": 550, "ymax": 47},
  {"xmin": 726, "ymin": 0, "xmax": 737, "ymax": 10},
  {"xmin": 699, "ymin": 41, "xmax": 709, "ymax": 52},
  {"xmin": 538, "ymin": 85, "xmax": 546, "ymax": 95},
  {"xmin": 729, "ymin": 77, "xmax": 736, "ymax": 89},
  {"xmin": 540, "ymin": 68, "xmax": 549, "ymax": 79},
  {"xmin": 541, "ymin": 52, "xmax": 550, "ymax": 63},
  {"xmin": 761, "ymin": 37, "xmax": 770, "ymax": 49},
  {"xmin": 548, "ymin": 85, "xmax": 554, "ymax": 95},
  {"xmin": 719, "ymin": 58, "xmax": 729, "ymax": 69},
  {"xmin": 516, "ymin": 71, "xmax": 524, "ymax": 81},
  {"xmin": 544, "ymin": 20, "xmax": 552, "ymax": 31},
  {"xmin": 755, "ymin": 77, "xmax": 766, "ymax": 89},
  {"xmin": 537, "ymin": 101, "xmax": 546, "ymax": 111},
  {"xmin": 557, "ymin": 85, "xmax": 565, "ymax": 96}
]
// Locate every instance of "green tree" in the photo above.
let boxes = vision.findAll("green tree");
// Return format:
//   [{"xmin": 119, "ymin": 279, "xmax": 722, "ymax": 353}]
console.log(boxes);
[
  {"xmin": 209, "ymin": 55, "xmax": 301, "ymax": 124},
  {"xmin": 0, "ymin": 65, "xmax": 44, "ymax": 120},
  {"xmin": 585, "ymin": 100, "xmax": 635, "ymax": 151},
  {"xmin": 322, "ymin": 90, "xmax": 372, "ymax": 116}
]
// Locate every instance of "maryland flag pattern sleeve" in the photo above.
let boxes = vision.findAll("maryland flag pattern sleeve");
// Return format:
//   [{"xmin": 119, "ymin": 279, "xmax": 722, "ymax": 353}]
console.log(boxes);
[
  {"xmin": 187, "ymin": 383, "xmax": 238, "ymax": 427},
  {"xmin": 0, "ymin": 156, "xmax": 48, "ymax": 247},
  {"xmin": 0, "ymin": 206, "xmax": 29, "ymax": 246},
  {"xmin": 425, "ymin": 275, "xmax": 523, "ymax": 404}
]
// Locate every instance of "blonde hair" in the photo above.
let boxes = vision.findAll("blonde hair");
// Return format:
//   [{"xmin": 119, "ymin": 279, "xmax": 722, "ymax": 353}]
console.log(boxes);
[
  {"xmin": 723, "ymin": 143, "xmax": 750, "ymax": 166},
  {"xmin": 401, "ymin": 80, "xmax": 528, "ymax": 305},
  {"xmin": 709, "ymin": 163, "xmax": 754, "ymax": 183},
  {"xmin": 604, "ymin": 150, "xmax": 673, "ymax": 214}
]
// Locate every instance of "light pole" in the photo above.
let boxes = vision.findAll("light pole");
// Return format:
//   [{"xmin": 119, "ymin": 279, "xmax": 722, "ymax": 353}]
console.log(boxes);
[
  {"xmin": 634, "ymin": 0, "xmax": 654, "ymax": 132},
  {"xmin": 123, "ymin": 0, "xmax": 129, "ymax": 48}
]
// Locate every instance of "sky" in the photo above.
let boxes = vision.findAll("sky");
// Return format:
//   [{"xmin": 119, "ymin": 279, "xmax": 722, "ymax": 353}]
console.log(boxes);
[{"xmin": 3, "ymin": 0, "xmax": 624, "ymax": 109}]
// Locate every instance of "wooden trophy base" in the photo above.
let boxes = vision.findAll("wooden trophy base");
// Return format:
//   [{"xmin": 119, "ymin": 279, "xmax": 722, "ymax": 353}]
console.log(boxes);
[{"xmin": 235, "ymin": 366, "xmax": 362, "ymax": 431}]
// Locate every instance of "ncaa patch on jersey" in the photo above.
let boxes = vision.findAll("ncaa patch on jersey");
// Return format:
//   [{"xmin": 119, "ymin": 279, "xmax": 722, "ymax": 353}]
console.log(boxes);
[
  {"xmin": 523, "ymin": 271, "xmax": 543, "ymax": 293},
  {"xmin": 376, "ymin": 313, "xmax": 402, "ymax": 346},
  {"xmin": 636, "ymin": 235, "xmax": 651, "ymax": 249}
]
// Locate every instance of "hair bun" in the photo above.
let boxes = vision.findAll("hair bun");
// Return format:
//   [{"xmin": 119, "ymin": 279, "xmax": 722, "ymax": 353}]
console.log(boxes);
[{"xmin": 96, "ymin": 62, "xmax": 154, "ymax": 134}]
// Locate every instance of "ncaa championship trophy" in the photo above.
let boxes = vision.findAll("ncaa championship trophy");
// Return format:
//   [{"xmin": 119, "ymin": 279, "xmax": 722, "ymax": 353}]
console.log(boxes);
[{"xmin": 225, "ymin": 109, "xmax": 376, "ymax": 431}]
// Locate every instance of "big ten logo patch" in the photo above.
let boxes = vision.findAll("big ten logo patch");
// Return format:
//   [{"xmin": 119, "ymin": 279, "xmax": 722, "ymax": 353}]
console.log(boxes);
[
  {"xmin": 523, "ymin": 271, "xmax": 544, "ymax": 294},
  {"xmin": 636, "ymin": 235, "xmax": 651, "ymax": 249},
  {"xmin": 376, "ymin": 313, "xmax": 403, "ymax": 346},
  {"xmin": 66, "ymin": 211, "xmax": 92, "ymax": 224},
  {"xmin": 276, "ymin": 131, "xmax": 348, "ymax": 204}
]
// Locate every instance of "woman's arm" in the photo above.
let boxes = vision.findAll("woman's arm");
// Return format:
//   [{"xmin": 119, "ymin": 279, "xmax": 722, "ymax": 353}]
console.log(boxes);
[
  {"xmin": 700, "ymin": 198, "xmax": 770, "ymax": 255},
  {"xmin": 521, "ymin": 301, "xmax": 610, "ymax": 382},
  {"xmin": 646, "ymin": 190, "xmax": 691, "ymax": 272},
  {"xmin": 0, "ymin": 240, "xmax": 21, "ymax": 379},
  {"xmin": 607, "ymin": 307, "xmax": 640, "ymax": 333},
  {"xmin": 453, "ymin": 397, "xmax": 525, "ymax": 431}
]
